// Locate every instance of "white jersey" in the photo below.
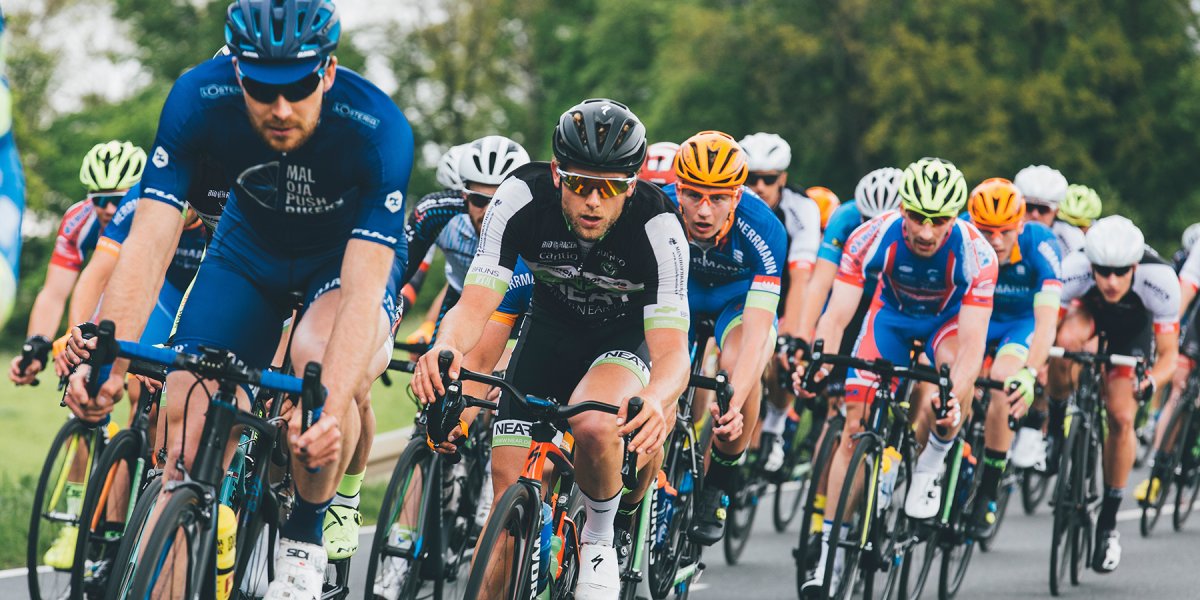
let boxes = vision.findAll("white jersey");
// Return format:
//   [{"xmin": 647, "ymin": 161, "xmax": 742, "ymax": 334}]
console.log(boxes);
[
  {"xmin": 1179, "ymin": 246, "xmax": 1200, "ymax": 293},
  {"xmin": 774, "ymin": 187, "xmax": 822, "ymax": 270},
  {"xmin": 1060, "ymin": 247, "xmax": 1181, "ymax": 333},
  {"xmin": 1052, "ymin": 220, "xmax": 1086, "ymax": 256}
]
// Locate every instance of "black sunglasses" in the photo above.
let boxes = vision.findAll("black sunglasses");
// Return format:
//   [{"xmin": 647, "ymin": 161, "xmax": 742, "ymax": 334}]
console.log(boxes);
[
  {"xmin": 903, "ymin": 208, "xmax": 954, "ymax": 227},
  {"xmin": 240, "ymin": 71, "xmax": 323, "ymax": 103},
  {"xmin": 746, "ymin": 173, "xmax": 781, "ymax": 186},
  {"xmin": 1093, "ymin": 265, "xmax": 1133, "ymax": 278},
  {"xmin": 87, "ymin": 192, "xmax": 123, "ymax": 208},
  {"xmin": 465, "ymin": 191, "xmax": 493, "ymax": 208},
  {"xmin": 1025, "ymin": 203, "xmax": 1053, "ymax": 215}
]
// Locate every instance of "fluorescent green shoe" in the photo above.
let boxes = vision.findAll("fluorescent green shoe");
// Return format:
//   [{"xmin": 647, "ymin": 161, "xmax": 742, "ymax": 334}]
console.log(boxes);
[
  {"xmin": 43, "ymin": 525, "xmax": 78, "ymax": 570},
  {"xmin": 323, "ymin": 505, "xmax": 362, "ymax": 560}
]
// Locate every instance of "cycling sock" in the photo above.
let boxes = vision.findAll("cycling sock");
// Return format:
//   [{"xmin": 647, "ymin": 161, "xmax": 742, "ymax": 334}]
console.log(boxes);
[
  {"xmin": 1022, "ymin": 408, "xmax": 1047, "ymax": 430},
  {"xmin": 916, "ymin": 433, "xmax": 954, "ymax": 475},
  {"xmin": 810, "ymin": 494, "xmax": 827, "ymax": 534},
  {"xmin": 705, "ymin": 447, "xmax": 745, "ymax": 492},
  {"xmin": 1097, "ymin": 486, "xmax": 1123, "ymax": 532},
  {"xmin": 1048, "ymin": 398, "xmax": 1068, "ymax": 438},
  {"xmin": 331, "ymin": 470, "xmax": 364, "ymax": 510},
  {"xmin": 580, "ymin": 490, "xmax": 620, "ymax": 546},
  {"xmin": 981, "ymin": 449, "xmax": 1008, "ymax": 501},
  {"xmin": 65, "ymin": 481, "xmax": 85, "ymax": 516},
  {"xmin": 281, "ymin": 492, "xmax": 332, "ymax": 546},
  {"xmin": 614, "ymin": 500, "xmax": 639, "ymax": 533},
  {"xmin": 762, "ymin": 402, "xmax": 787, "ymax": 436},
  {"xmin": 813, "ymin": 519, "xmax": 849, "ymax": 582}
]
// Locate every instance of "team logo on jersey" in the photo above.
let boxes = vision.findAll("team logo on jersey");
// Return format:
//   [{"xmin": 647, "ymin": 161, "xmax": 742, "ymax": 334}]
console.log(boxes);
[
  {"xmin": 199, "ymin": 83, "xmax": 241, "ymax": 99},
  {"xmin": 385, "ymin": 191, "xmax": 404, "ymax": 213},
  {"xmin": 331, "ymin": 102, "xmax": 380, "ymax": 129},
  {"xmin": 153, "ymin": 146, "xmax": 169, "ymax": 168},
  {"xmin": 733, "ymin": 249, "xmax": 744, "ymax": 263},
  {"xmin": 1037, "ymin": 240, "xmax": 1062, "ymax": 277}
]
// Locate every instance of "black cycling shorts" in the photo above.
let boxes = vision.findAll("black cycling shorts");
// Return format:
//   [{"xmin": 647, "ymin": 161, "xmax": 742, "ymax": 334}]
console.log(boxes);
[{"xmin": 1081, "ymin": 297, "xmax": 1155, "ymax": 363}]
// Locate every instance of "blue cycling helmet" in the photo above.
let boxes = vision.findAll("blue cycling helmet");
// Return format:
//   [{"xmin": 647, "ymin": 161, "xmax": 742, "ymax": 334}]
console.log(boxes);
[{"xmin": 225, "ymin": 0, "xmax": 340, "ymax": 84}]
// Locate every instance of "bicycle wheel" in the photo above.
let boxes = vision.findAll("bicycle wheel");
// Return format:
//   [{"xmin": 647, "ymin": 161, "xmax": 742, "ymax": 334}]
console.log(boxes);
[
  {"xmin": 104, "ymin": 475, "xmax": 162, "ymax": 598},
  {"xmin": 722, "ymin": 469, "xmax": 761, "ymax": 565},
  {"xmin": 1048, "ymin": 417, "xmax": 1078, "ymax": 597},
  {"xmin": 821, "ymin": 437, "xmax": 877, "ymax": 600},
  {"xmin": 28, "ymin": 419, "xmax": 103, "ymax": 600},
  {"xmin": 873, "ymin": 450, "xmax": 913, "ymax": 600},
  {"xmin": 1019, "ymin": 464, "xmax": 1051, "ymax": 515},
  {"xmin": 1174, "ymin": 451, "xmax": 1200, "ymax": 531},
  {"xmin": 550, "ymin": 492, "xmax": 586, "ymax": 600},
  {"xmin": 1142, "ymin": 403, "xmax": 1189, "ymax": 537},
  {"xmin": 937, "ymin": 503, "xmax": 975, "ymax": 600},
  {"xmin": 794, "ymin": 415, "xmax": 841, "ymax": 594},
  {"xmin": 70, "ymin": 428, "xmax": 148, "ymax": 598},
  {"xmin": 649, "ymin": 437, "xmax": 697, "ymax": 599},
  {"xmin": 366, "ymin": 437, "xmax": 433, "ymax": 600},
  {"xmin": 773, "ymin": 413, "xmax": 813, "ymax": 533},
  {"xmin": 128, "ymin": 486, "xmax": 210, "ymax": 598},
  {"xmin": 462, "ymin": 482, "xmax": 539, "ymax": 599}
]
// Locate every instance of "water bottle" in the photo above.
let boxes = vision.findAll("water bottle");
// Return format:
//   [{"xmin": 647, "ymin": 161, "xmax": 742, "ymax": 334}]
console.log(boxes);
[
  {"xmin": 782, "ymin": 411, "xmax": 800, "ymax": 455},
  {"xmin": 536, "ymin": 502, "xmax": 552, "ymax": 593},
  {"xmin": 958, "ymin": 444, "xmax": 976, "ymax": 508},
  {"xmin": 216, "ymin": 504, "xmax": 237, "ymax": 600},
  {"xmin": 878, "ymin": 447, "xmax": 901, "ymax": 509},
  {"xmin": 678, "ymin": 470, "xmax": 694, "ymax": 495},
  {"xmin": 548, "ymin": 530, "xmax": 564, "ymax": 582},
  {"xmin": 654, "ymin": 481, "xmax": 677, "ymax": 549}
]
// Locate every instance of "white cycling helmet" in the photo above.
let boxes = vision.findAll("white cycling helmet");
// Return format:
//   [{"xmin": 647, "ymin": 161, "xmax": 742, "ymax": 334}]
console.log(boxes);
[
  {"xmin": 1183, "ymin": 223, "xmax": 1200, "ymax": 253},
  {"xmin": 738, "ymin": 132, "xmax": 791, "ymax": 172},
  {"xmin": 1013, "ymin": 164, "xmax": 1068, "ymax": 207},
  {"xmin": 436, "ymin": 144, "xmax": 468, "ymax": 191},
  {"xmin": 458, "ymin": 135, "xmax": 530, "ymax": 186},
  {"xmin": 1085, "ymin": 215, "xmax": 1144, "ymax": 267},
  {"xmin": 854, "ymin": 167, "xmax": 903, "ymax": 218}
]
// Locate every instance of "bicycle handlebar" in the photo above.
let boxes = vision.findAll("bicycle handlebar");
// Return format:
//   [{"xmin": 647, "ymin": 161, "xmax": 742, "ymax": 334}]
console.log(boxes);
[
  {"xmin": 1049, "ymin": 346, "xmax": 1151, "ymax": 401},
  {"xmin": 974, "ymin": 377, "xmax": 1026, "ymax": 431}
]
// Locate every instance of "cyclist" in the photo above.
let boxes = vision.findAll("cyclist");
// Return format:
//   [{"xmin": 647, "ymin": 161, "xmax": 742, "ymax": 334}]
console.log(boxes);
[
  {"xmin": 1050, "ymin": 215, "xmax": 1180, "ymax": 574},
  {"xmin": 411, "ymin": 98, "xmax": 690, "ymax": 599},
  {"xmin": 1173, "ymin": 222, "xmax": 1200, "ymax": 272},
  {"xmin": 738, "ymin": 132, "xmax": 822, "ymax": 472},
  {"xmin": 401, "ymin": 135, "xmax": 530, "ymax": 339},
  {"xmin": 659, "ymin": 130, "xmax": 786, "ymax": 544},
  {"xmin": 793, "ymin": 166, "xmax": 903, "ymax": 556},
  {"xmin": 638, "ymin": 140, "xmax": 679, "ymax": 187},
  {"xmin": 8, "ymin": 141, "xmax": 144, "ymax": 385},
  {"xmin": 65, "ymin": 2, "xmax": 415, "ymax": 595},
  {"xmin": 1014, "ymin": 164, "xmax": 1076, "ymax": 254},
  {"xmin": 807, "ymin": 185, "xmax": 840, "ymax": 230},
  {"xmin": 797, "ymin": 157, "xmax": 996, "ymax": 595},
  {"xmin": 965, "ymin": 178, "xmax": 1063, "ymax": 538}
]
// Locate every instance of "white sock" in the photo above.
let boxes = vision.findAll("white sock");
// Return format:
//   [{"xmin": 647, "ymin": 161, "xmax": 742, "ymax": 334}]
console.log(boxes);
[
  {"xmin": 331, "ymin": 492, "xmax": 360, "ymax": 509},
  {"xmin": 762, "ymin": 403, "xmax": 787, "ymax": 436},
  {"xmin": 916, "ymin": 433, "xmax": 954, "ymax": 475},
  {"xmin": 579, "ymin": 491, "xmax": 620, "ymax": 546}
]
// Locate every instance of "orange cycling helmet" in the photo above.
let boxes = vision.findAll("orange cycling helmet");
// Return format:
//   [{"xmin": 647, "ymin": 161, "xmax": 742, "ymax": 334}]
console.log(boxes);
[
  {"xmin": 674, "ymin": 131, "xmax": 748, "ymax": 188},
  {"xmin": 968, "ymin": 177, "xmax": 1025, "ymax": 230},
  {"xmin": 807, "ymin": 186, "xmax": 840, "ymax": 228}
]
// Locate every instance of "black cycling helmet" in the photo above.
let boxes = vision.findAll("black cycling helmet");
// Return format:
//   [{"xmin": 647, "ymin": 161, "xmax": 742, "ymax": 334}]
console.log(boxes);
[
  {"xmin": 552, "ymin": 98, "xmax": 647, "ymax": 175},
  {"xmin": 225, "ymin": 0, "xmax": 340, "ymax": 83}
]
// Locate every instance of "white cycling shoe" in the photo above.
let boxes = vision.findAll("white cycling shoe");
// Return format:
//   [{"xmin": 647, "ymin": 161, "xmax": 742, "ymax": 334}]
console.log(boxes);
[
  {"xmin": 1010, "ymin": 427, "xmax": 1046, "ymax": 469},
  {"xmin": 763, "ymin": 434, "xmax": 786, "ymax": 473},
  {"xmin": 904, "ymin": 471, "xmax": 943, "ymax": 520},
  {"xmin": 264, "ymin": 538, "xmax": 326, "ymax": 600},
  {"xmin": 575, "ymin": 543, "xmax": 620, "ymax": 600}
]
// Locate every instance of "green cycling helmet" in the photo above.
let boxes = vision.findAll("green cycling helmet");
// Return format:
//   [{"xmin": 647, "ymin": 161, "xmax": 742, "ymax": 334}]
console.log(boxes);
[
  {"xmin": 80, "ymin": 140, "xmax": 146, "ymax": 193},
  {"xmin": 1058, "ymin": 184, "xmax": 1102, "ymax": 228},
  {"xmin": 899, "ymin": 157, "xmax": 968, "ymax": 218}
]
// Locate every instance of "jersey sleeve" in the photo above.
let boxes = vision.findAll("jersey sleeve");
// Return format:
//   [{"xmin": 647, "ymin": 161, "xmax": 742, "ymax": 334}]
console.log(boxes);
[
  {"xmin": 961, "ymin": 226, "xmax": 998, "ymax": 308},
  {"xmin": 1058, "ymin": 251, "xmax": 1094, "ymax": 304},
  {"xmin": 641, "ymin": 212, "xmax": 691, "ymax": 331},
  {"xmin": 139, "ymin": 76, "xmax": 208, "ymax": 211},
  {"xmin": 817, "ymin": 203, "xmax": 860, "ymax": 265},
  {"xmin": 836, "ymin": 216, "xmax": 885, "ymax": 288},
  {"xmin": 96, "ymin": 186, "xmax": 142, "ymax": 256},
  {"xmin": 743, "ymin": 199, "xmax": 787, "ymax": 314},
  {"xmin": 1142, "ymin": 262, "xmax": 1182, "ymax": 334},
  {"xmin": 1180, "ymin": 247, "xmax": 1200, "ymax": 293},
  {"xmin": 491, "ymin": 259, "xmax": 534, "ymax": 327},
  {"xmin": 783, "ymin": 194, "xmax": 821, "ymax": 270},
  {"xmin": 403, "ymin": 194, "xmax": 458, "ymax": 283},
  {"xmin": 49, "ymin": 207, "xmax": 86, "ymax": 271},
  {"xmin": 352, "ymin": 109, "xmax": 415, "ymax": 257},
  {"xmin": 1030, "ymin": 225, "xmax": 1064, "ymax": 308},
  {"xmin": 1053, "ymin": 221, "xmax": 1086, "ymax": 256},
  {"xmin": 466, "ymin": 175, "xmax": 533, "ymax": 294}
]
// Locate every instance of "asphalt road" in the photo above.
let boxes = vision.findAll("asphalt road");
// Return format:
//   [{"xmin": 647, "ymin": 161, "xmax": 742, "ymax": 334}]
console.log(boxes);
[{"xmin": 6, "ymin": 461, "xmax": 1198, "ymax": 599}]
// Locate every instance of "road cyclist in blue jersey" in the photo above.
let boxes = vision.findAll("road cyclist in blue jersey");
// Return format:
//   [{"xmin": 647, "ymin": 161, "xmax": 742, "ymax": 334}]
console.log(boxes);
[
  {"xmin": 64, "ymin": 2, "xmax": 415, "ymax": 597},
  {"xmin": 796, "ymin": 158, "xmax": 998, "ymax": 596},
  {"xmin": 965, "ymin": 177, "xmax": 1063, "ymax": 539}
]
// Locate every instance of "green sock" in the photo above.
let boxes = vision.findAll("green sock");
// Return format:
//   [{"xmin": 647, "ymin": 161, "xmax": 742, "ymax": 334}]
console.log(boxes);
[
  {"xmin": 333, "ymin": 471, "xmax": 364, "ymax": 509},
  {"xmin": 65, "ymin": 481, "xmax": 85, "ymax": 516}
]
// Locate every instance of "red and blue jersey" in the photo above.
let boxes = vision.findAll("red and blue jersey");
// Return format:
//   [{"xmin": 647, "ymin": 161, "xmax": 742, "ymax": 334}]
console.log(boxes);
[
  {"xmin": 837, "ymin": 213, "xmax": 998, "ymax": 317},
  {"xmin": 50, "ymin": 200, "xmax": 104, "ymax": 272}
]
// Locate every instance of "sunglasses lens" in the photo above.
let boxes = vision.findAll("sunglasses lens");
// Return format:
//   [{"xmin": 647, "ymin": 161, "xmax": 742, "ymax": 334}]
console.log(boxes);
[
  {"xmin": 560, "ymin": 172, "xmax": 630, "ymax": 199},
  {"xmin": 466, "ymin": 192, "xmax": 492, "ymax": 208},
  {"xmin": 241, "ymin": 72, "xmax": 322, "ymax": 103},
  {"xmin": 89, "ymin": 194, "xmax": 122, "ymax": 207},
  {"xmin": 1095, "ymin": 266, "xmax": 1131, "ymax": 277},
  {"xmin": 748, "ymin": 174, "xmax": 779, "ymax": 186}
]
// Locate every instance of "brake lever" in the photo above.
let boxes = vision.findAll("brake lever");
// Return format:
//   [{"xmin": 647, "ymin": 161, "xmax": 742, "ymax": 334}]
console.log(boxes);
[{"xmin": 621, "ymin": 397, "xmax": 644, "ymax": 491}]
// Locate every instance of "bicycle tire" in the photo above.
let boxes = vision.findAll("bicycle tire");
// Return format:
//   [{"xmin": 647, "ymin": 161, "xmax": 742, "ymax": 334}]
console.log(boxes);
[
  {"xmin": 722, "ymin": 471, "xmax": 760, "ymax": 565},
  {"xmin": 365, "ymin": 437, "xmax": 433, "ymax": 600},
  {"xmin": 872, "ymin": 450, "xmax": 912, "ymax": 600},
  {"xmin": 69, "ymin": 427, "xmax": 146, "ymax": 598},
  {"xmin": 1048, "ymin": 413, "xmax": 1078, "ymax": 597},
  {"xmin": 794, "ymin": 414, "xmax": 841, "ymax": 594},
  {"xmin": 1142, "ymin": 400, "xmax": 1189, "ymax": 537},
  {"xmin": 462, "ymin": 482, "xmax": 539, "ymax": 599},
  {"xmin": 103, "ymin": 475, "xmax": 162, "ymax": 598},
  {"xmin": 1174, "ymin": 436, "xmax": 1200, "ymax": 531},
  {"xmin": 28, "ymin": 418, "xmax": 100, "ymax": 600},
  {"xmin": 128, "ymin": 485, "xmax": 209, "ymax": 599},
  {"xmin": 821, "ymin": 436, "xmax": 877, "ymax": 600},
  {"xmin": 937, "ymin": 472, "xmax": 978, "ymax": 598},
  {"xmin": 648, "ymin": 436, "xmax": 697, "ymax": 599},
  {"xmin": 1019, "ymin": 464, "xmax": 1051, "ymax": 515}
]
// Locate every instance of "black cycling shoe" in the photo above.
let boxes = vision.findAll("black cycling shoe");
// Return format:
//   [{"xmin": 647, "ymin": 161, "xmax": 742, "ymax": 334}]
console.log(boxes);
[
  {"xmin": 1043, "ymin": 433, "xmax": 1062, "ymax": 476},
  {"xmin": 1092, "ymin": 528, "xmax": 1121, "ymax": 574},
  {"xmin": 968, "ymin": 500, "xmax": 998, "ymax": 540},
  {"xmin": 689, "ymin": 487, "xmax": 728, "ymax": 546}
]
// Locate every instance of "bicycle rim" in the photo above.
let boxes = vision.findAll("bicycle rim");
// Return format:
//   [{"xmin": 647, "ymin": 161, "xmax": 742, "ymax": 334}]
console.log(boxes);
[
  {"xmin": 794, "ymin": 415, "xmax": 841, "ymax": 592},
  {"xmin": 1174, "ymin": 460, "xmax": 1200, "ymax": 530},
  {"xmin": 1049, "ymin": 509, "xmax": 1069, "ymax": 597},
  {"xmin": 722, "ymin": 475, "xmax": 759, "ymax": 565},
  {"xmin": 104, "ymin": 476, "xmax": 162, "ymax": 599},
  {"xmin": 875, "ymin": 453, "xmax": 913, "ymax": 600},
  {"xmin": 129, "ymin": 486, "xmax": 207, "ymax": 598},
  {"xmin": 28, "ymin": 420, "xmax": 96, "ymax": 600},
  {"xmin": 366, "ymin": 438, "xmax": 433, "ymax": 600},
  {"xmin": 649, "ymin": 440, "xmax": 694, "ymax": 598},
  {"xmin": 823, "ymin": 438, "xmax": 876, "ymax": 600},
  {"xmin": 462, "ymin": 483, "xmax": 537, "ymax": 599},
  {"xmin": 71, "ymin": 429, "xmax": 144, "ymax": 599}
]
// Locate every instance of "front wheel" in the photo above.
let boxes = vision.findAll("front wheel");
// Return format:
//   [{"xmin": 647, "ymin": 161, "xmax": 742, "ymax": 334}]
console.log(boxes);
[
  {"xmin": 462, "ymin": 483, "xmax": 539, "ymax": 599},
  {"xmin": 820, "ymin": 437, "xmax": 877, "ymax": 600},
  {"xmin": 70, "ymin": 428, "xmax": 147, "ymax": 598},
  {"xmin": 722, "ymin": 471, "xmax": 761, "ymax": 565},
  {"xmin": 366, "ymin": 437, "xmax": 432, "ymax": 600},
  {"xmin": 128, "ymin": 486, "xmax": 210, "ymax": 599}
]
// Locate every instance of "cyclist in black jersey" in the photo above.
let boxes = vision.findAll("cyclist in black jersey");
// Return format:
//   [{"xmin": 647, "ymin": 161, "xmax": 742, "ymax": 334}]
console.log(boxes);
[
  {"xmin": 1050, "ymin": 216, "xmax": 1181, "ymax": 574},
  {"xmin": 411, "ymin": 98, "xmax": 690, "ymax": 600}
]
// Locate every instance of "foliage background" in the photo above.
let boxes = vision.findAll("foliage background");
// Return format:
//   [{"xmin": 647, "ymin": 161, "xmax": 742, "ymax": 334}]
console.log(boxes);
[{"xmin": 5, "ymin": 0, "xmax": 1200, "ymax": 341}]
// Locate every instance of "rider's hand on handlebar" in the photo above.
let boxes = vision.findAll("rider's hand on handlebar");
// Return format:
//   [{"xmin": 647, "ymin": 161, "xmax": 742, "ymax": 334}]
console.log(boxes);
[
  {"xmin": 1003, "ymin": 366, "xmax": 1037, "ymax": 420},
  {"xmin": 411, "ymin": 345, "xmax": 462, "ymax": 405},
  {"xmin": 8, "ymin": 355, "xmax": 43, "ymax": 385},
  {"xmin": 931, "ymin": 391, "xmax": 962, "ymax": 430},
  {"xmin": 289, "ymin": 408, "xmax": 342, "ymax": 470},
  {"xmin": 710, "ymin": 400, "xmax": 745, "ymax": 442},
  {"xmin": 793, "ymin": 363, "xmax": 827, "ymax": 399},
  {"xmin": 63, "ymin": 364, "xmax": 123, "ymax": 422},
  {"xmin": 428, "ymin": 418, "xmax": 467, "ymax": 455},
  {"xmin": 618, "ymin": 396, "xmax": 668, "ymax": 455}
]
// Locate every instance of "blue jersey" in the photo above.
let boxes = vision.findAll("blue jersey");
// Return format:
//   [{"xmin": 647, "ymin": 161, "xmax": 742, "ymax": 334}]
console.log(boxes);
[
  {"xmin": 404, "ymin": 190, "xmax": 475, "ymax": 291},
  {"xmin": 494, "ymin": 259, "xmax": 534, "ymax": 324},
  {"xmin": 663, "ymin": 185, "xmax": 787, "ymax": 316},
  {"xmin": 140, "ymin": 56, "xmax": 414, "ymax": 261},
  {"xmin": 818, "ymin": 202, "xmax": 865, "ymax": 265},
  {"xmin": 838, "ymin": 213, "xmax": 998, "ymax": 317},
  {"xmin": 979, "ymin": 221, "xmax": 1063, "ymax": 322},
  {"xmin": 99, "ymin": 184, "xmax": 208, "ymax": 292}
]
